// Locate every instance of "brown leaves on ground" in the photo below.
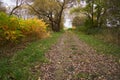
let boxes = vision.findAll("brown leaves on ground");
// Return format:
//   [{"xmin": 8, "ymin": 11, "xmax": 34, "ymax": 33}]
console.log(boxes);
[{"xmin": 34, "ymin": 32, "xmax": 120, "ymax": 80}]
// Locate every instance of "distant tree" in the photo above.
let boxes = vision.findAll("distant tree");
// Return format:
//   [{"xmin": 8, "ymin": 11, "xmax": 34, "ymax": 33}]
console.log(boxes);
[
  {"xmin": 0, "ymin": 1, "xmax": 6, "ymax": 12},
  {"xmin": 72, "ymin": 16, "xmax": 85, "ymax": 27},
  {"xmin": 105, "ymin": 0, "xmax": 120, "ymax": 44},
  {"xmin": 105, "ymin": 0, "xmax": 120, "ymax": 27}
]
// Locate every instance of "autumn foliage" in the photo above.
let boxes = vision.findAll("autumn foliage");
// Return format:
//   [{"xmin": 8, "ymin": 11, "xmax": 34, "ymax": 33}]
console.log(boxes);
[
  {"xmin": 0, "ymin": 12, "xmax": 48, "ymax": 44},
  {"xmin": 19, "ymin": 18, "xmax": 48, "ymax": 38}
]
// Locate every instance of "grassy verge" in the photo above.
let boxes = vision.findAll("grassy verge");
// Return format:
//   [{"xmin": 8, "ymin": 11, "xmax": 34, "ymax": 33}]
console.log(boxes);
[
  {"xmin": 75, "ymin": 31, "xmax": 120, "ymax": 57},
  {"xmin": 0, "ymin": 32, "xmax": 63, "ymax": 80}
]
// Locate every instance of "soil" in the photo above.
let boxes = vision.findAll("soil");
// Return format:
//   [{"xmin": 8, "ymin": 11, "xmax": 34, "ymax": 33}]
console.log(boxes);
[{"xmin": 37, "ymin": 32, "xmax": 120, "ymax": 80}]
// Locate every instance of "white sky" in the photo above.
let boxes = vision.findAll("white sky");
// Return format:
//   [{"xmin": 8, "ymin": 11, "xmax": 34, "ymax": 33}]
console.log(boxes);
[
  {"xmin": 64, "ymin": 19, "xmax": 72, "ymax": 28},
  {"xmin": 64, "ymin": 8, "xmax": 73, "ymax": 28},
  {"xmin": 2, "ymin": 0, "xmax": 15, "ymax": 6}
]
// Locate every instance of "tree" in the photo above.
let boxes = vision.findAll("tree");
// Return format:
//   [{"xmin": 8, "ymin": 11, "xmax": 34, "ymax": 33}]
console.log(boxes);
[
  {"xmin": 105, "ymin": 0, "xmax": 120, "ymax": 27},
  {"xmin": 9, "ymin": 0, "xmax": 24, "ymax": 15},
  {"xmin": 0, "ymin": 1, "xmax": 6, "ymax": 12},
  {"xmin": 27, "ymin": 0, "xmax": 74, "ymax": 32},
  {"xmin": 105, "ymin": 0, "xmax": 120, "ymax": 44},
  {"xmin": 72, "ymin": 15, "xmax": 85, "ymax": 27},
  {"xmin": 71, "ymin": 0, "xmax": 107, "ymax": 28}
]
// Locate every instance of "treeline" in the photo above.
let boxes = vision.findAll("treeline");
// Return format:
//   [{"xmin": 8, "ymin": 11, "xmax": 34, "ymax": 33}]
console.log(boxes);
[{"xmin": 71, "ymin": 0, "xmax": 120, "ymax": 45}]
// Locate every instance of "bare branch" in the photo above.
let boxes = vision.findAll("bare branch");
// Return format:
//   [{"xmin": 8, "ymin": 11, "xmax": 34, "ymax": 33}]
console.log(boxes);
[{"xmin": 9, "ymin": 0, "xmax": 24, "ymax": 16}]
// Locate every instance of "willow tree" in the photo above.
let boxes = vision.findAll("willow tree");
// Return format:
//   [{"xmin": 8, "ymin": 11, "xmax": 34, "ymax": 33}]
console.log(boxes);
[{"xmin": 28, "ymin": 0, "xmax": 74, "ymax": 32}]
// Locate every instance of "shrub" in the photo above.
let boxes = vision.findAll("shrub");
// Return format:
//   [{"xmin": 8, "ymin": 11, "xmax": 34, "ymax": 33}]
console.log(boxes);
[
  {"xmin": 0, "ymin": 12, "xmax": 23, "ymax": 43},
  {"xmin": 0, "ymin": 12, "xmax": 48, "ymax": 45},
  {"xmin": 19, "ymin": 18, "xmax": 48, "ymax": 38},
  {"xmin": 77, "ymin": 19, "xmax": 101, "ymax": 34}
]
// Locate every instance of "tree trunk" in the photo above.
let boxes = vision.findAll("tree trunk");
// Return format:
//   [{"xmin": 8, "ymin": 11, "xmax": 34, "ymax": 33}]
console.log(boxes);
[{"xmin": 91, "ymin": 0, "xmax": 94, "ymax": 27}]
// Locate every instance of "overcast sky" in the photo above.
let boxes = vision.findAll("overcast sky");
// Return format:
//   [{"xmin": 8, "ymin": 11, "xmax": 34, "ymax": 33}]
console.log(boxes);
[
  {"xmin": 64, "ymin": 19, "xmax": 72, "ymax": 28},
  {"xmin": 2, "ymin": 0, "xmax": 15, "ymax": 6}
]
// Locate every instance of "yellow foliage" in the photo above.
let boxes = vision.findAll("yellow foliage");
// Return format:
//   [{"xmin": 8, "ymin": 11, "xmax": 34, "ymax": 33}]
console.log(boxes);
[
  {"xmin": 5, "ymin": 31, "xmax": 17, "ymax": 40},
  {"xmin": 0, "ymin": 12, "xmax": 49, "ymax": 43},
  {"xmin": 19, "ymin": 18, "xmax": 48, "ymax": 38}
]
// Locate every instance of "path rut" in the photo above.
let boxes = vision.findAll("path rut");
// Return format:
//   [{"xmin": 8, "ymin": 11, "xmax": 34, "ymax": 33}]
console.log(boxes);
[{"xmin": 38, "ymin": 32, "xmax": 120, "ymax": 80}]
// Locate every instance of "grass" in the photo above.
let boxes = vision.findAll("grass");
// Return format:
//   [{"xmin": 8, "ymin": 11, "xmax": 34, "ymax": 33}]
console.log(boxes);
[
  {"xmin": 0, "ymin": 32, "xmax": 63, "ymax": 80},
  {"xmin": 75, "ymin": 72, "xmax": 90, "ymax": 79},
  {"xmin": 75, "ymin": 31, "xmax": 120, "ymax": 57},
  {"xmin": 75, "ymin": 72, "xmax": 99, "ymax": 79}
]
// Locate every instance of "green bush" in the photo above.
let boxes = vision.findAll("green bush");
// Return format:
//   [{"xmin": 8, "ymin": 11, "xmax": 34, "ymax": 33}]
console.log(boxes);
[{"xmin": 77, "ymin": 19, "xmax": 101, "ymax": 34}]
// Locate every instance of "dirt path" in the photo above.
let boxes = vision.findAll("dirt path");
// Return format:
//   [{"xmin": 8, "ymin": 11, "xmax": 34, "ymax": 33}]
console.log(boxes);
[{"xmin": 39, "ymin": 32, "xmax": 120, "ymax": 80}]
